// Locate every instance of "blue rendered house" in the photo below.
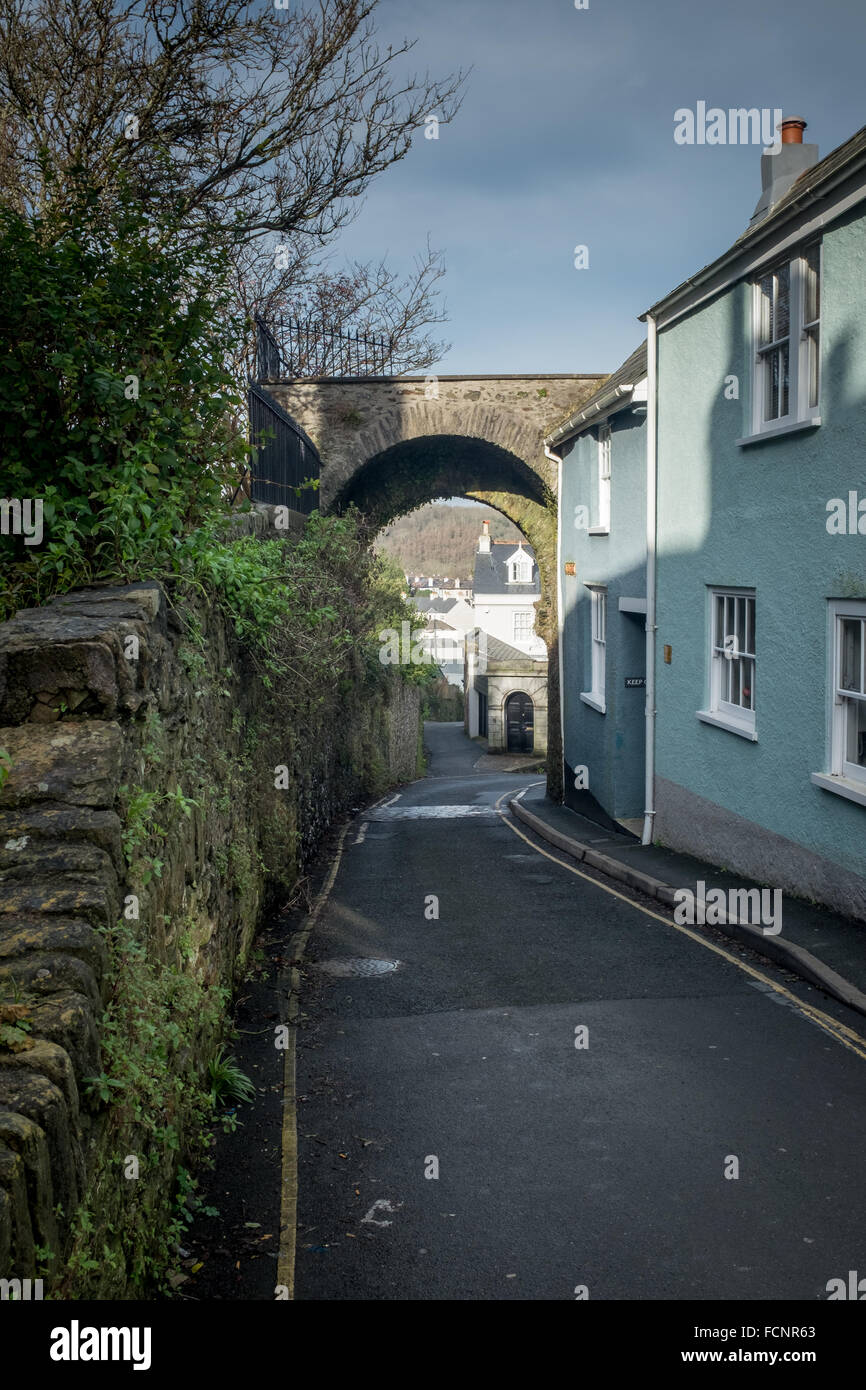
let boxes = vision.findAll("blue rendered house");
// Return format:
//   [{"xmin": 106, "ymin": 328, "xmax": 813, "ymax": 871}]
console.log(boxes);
[
  {"xmin": 549, "ymin": 344, "xmax": 648, "ymax": 830},
  {"xmin": 642, "ymin": 117, "xmax": 866, "ymax": 920}
]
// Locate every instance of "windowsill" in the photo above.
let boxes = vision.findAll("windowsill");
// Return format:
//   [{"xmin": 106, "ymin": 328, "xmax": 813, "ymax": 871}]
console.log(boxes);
[
  {"xmin": 810, "ymin": 771, "xmax": 866, "ymax": 808},
  {"xmin": 737, "ymin": 416, "xmax": 821, "ymax": 447},
  {"xmin": 587, "ymin": 526, "xmax": 610, "ymax": 536},
  {"xmin": 580, "ymin": 692, "xmax": 606, "ymax": 714},
  {"xmin": 696, "ymin": 709, "xmax": 757, "ymax": 741}
]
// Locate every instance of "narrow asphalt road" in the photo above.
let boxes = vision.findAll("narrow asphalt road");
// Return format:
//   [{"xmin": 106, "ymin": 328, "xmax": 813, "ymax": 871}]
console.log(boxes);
[{"xmin": 291, "ymin": 722, "xmax": 866, "ymax": 1301}]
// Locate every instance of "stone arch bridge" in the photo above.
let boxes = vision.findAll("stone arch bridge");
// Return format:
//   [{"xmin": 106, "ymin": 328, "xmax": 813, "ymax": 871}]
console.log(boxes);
[{"xmin": 258, "ymin": 371, "xmax": 606, "ymax": 795}]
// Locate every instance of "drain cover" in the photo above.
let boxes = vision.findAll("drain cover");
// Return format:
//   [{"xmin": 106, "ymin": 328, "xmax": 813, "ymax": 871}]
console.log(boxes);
[{"xmin": 314, "ymin": 957, "xmax": 403, "ymax": 978}]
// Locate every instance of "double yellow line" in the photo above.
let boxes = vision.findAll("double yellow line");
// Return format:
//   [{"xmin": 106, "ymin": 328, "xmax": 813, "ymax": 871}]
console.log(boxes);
[
  {"xmin": 495, "ymin": 788, "xmax": 866, "ymax": 1064},
  {"xmin": 276, "ymin": 821, "xmax": 351, "ymax": 1299}
]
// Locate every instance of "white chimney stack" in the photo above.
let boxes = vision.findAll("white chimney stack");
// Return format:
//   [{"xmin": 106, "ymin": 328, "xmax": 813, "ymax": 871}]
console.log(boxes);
[{"xmin": 478, "ymin": 519, "xmax": 491, "ymax": 554}]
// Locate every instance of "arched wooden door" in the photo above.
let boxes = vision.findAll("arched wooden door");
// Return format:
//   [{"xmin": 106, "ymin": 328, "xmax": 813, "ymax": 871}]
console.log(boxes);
[{"xmin": 505, "ymin": 691, "xmax": 534, "ymax": 753}]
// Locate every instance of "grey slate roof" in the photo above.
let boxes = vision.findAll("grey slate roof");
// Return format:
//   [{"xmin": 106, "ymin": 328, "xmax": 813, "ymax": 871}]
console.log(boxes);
[
  {"xmin": 735, "ymin": 123, "xmax": 866, "ymax": 243},
  {"xmin": 482, "ymin": 633, "xmax": 547, "ymax": 667},
  {"xmin": 413, "ymin": 597, "xmax": 458, "ymax": 615},
  {"xmin": 547, "ymin": 341, "xmax": 648, "ymax": 445},
  {"xmin": 472, "ymin": 541, "xmax": 539, "ymax": 597}
]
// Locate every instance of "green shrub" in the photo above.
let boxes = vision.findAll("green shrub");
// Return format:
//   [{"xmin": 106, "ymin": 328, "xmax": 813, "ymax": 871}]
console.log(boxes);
[
  {"xmin": 208, "ymin": 1048, "xmax": 256, "ymax": 1108},
  {"xmin": 176, "ymin": 509, "xmax": 431, "ymax": 690},
  {"xmin": 0, "ymin": 187, "xmax": 247, "ymax": 618}
]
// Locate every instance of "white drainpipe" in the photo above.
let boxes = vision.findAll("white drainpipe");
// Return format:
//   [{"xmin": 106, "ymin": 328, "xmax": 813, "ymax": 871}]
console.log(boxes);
[
  {"xmin": 642, "ymin": 315, "xmax": 658, "ymax": 846},
  {"xmin": 544, "ymin": 443, "xmax": 566, "ymax": 801}
]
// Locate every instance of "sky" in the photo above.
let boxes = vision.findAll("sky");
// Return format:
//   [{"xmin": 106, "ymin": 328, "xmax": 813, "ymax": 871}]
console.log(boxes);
[{"xmin": 333, "ymin": 0, "xmax": 866, "ymax": 377}]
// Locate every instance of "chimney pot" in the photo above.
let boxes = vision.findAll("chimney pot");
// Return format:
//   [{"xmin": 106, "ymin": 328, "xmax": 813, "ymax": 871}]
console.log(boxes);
[
  {"xmin": 750, "ymin": 116, "xmax": 818, "ymax": 226},
  {"xmin": 780, "ymin": 116, "xmax": 807, "ymax": 145}
]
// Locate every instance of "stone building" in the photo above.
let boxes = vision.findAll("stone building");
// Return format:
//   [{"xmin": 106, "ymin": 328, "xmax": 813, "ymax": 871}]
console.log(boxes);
[
  {"xmin": 464, "ymin": 630, "xmax": 548, "ymax": 754},
  {"xmin": 463, "ymin": 521, "xmax": 548, "ymax": 754}
]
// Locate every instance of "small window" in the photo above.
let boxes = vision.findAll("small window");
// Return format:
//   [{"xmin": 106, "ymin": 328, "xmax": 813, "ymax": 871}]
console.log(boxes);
[
  {"xmin": 596, "ymin": 424, "xmax": 611, "ymax": 530},
  {"xmin": 580, "ymin": 586, "xmax": 606, "ymax": 712},
  {"xmin": 833, "ymin": 606, "xmax": 866, "ymax": 785},
  {"xmin": 757, "ymin": 262, "xmax": 790, "ymax": 422},
  {"xmin": 752, "ymin": 244, "xmax": 820, "ymax": 432},
  {"xmin": 513, "ymin": 610, "xmax": 533, "ymax": 643},
  {"xmin": 707, "ymin": 588, "xmax": 756, "ymax": 735},
  {"xmin": 508, "ymin": 552, "xmax": 532, "ymax": 584}
]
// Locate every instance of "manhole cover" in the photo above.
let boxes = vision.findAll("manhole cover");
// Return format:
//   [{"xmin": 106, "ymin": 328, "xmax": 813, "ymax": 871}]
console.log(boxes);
[{"xmin": 314, "ymin": 957, "xmax": 403, "ymax": 978}]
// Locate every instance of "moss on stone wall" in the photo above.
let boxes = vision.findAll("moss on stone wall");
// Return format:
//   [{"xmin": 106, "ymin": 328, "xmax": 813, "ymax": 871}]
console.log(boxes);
[{"xmin": 0, "ymin": 523, "xmax": 421, "ymax": 1295}]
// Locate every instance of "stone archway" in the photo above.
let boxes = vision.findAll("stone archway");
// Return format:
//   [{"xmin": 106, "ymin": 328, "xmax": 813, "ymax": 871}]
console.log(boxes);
[
  {"xmin": 257, "ymin": 372, "xmax": 607, "ymax": 799},
  {"xmin": 330, "ymin": 433, "xmax": 560, "ymax": 793}
]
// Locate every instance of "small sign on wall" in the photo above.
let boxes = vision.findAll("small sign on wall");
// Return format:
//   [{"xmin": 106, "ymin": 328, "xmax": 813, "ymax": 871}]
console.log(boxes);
[
  {"xmin": 564, "ymin": 562, "xmax": 576, "ymax": 576},
  {"xmin": 624, "ymin": 676, "xmax": 646, "ymax": 688}
]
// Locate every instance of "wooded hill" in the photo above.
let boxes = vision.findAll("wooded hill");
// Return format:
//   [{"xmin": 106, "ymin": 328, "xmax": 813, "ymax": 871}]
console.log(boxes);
[{"xmin": 375, "ymin": 503, "xmax": 523, "ymax": 578}]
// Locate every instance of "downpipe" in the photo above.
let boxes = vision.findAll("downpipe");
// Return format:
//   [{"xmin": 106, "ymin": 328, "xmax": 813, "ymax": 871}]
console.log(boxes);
[
  {"xmin": 642, "ymin": 315, "xmax": 658, "ymax": 846},
  {"xmin": 544, "ymin": 442, "xmax": 566, "ymax": 803}
]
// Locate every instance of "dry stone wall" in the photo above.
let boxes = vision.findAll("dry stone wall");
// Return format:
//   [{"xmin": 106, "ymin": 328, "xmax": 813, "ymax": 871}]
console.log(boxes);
[{"xmin": 0, "ymin": 563, "xmax": 420, "ymax": 1292}]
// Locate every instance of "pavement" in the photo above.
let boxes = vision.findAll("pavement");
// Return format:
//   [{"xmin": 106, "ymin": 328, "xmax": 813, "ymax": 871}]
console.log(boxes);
[
  {"xmin": 510, "ymin": 783, "xmax": 866, "ymax": 1020},
  {"xmin": 280, "ymin": 720, "xmax": 866, "ymax": 1301},
  {"xmin": 424, "ymin": 721, "xmax": 545, "ymax": 776}
]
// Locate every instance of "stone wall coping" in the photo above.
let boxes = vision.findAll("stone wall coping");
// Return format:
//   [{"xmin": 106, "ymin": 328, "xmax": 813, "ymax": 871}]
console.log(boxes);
[{"xmin": 260, "ymin": 373, "xmax": 605, "ymax": 385}]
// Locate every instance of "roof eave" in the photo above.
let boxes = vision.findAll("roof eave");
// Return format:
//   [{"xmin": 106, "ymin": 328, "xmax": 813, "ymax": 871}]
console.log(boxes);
[
  {"xmin": 641, "ymin": 143, "xmax": 866, "ymax": 326},
  {"xmin": 546, "ymin": 382, "xmax": 635, "ymax": 448}
]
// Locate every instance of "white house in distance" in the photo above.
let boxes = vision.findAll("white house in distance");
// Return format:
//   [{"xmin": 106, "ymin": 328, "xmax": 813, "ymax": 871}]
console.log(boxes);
[
  {"xmin": 407, "ymin": 575, "xmax": 472, "ymax": 600},
  {"xmin": 470, "ymin": 522, "xmax": 546, "ymax": 657},
  {"xmin": 410, "ymin": 593, "xmax": 476, "ymax": 690},
  {"xmin": 413, "ymin": 593, "xmax": 476, "ymax": 637},
  {"xmin": 464, "ymin": 520, "xmax": 549, "ymax": 755}
]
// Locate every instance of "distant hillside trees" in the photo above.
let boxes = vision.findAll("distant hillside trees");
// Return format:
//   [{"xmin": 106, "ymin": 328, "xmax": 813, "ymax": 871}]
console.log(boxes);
[{"xmin": 376, "ymin": 504, "xmax": 523, "ymax": 579}]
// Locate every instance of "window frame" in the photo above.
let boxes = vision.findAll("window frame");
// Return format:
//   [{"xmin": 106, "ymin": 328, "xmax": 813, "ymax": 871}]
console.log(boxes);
[
  {"xmin": 580, "ymin": 584, "xmax": 607, "ymax": 713},
  {"xmin": 512, "ymin": 608, "xmax": 533, "ymax": 644},
  {"xmin": 507, "ymin": 553, "xmax": 532, "ymax": 584},
  {"xmin": 590, "ymin": 422, "xmax": 611, "ymax": 534},
  {"xmin": 698, "ymin": 587, "xmax": 757, "ymax": 740},
  {"xmin": 750, "ymin": 242, "xmax": 821, "ymax": 437},
  {"xmin": 831, "ymin": 600, "xmax": 866, "ymax": 787}
]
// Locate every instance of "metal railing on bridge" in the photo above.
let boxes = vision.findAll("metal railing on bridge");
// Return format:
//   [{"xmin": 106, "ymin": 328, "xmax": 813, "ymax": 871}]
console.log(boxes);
[
  {"xmin": 246, "ymin": 383, "xmax": 320, "ymax": 514},
  {"xmin": 254, "ymin": 313, "xmax": 394, "ymax": 379}
]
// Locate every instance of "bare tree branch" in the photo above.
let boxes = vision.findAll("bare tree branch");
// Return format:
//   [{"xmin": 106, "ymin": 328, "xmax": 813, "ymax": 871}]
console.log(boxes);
[
  {"xmin": 0, "ymin": 0, "xmax": 461, "ymax": 384},
  {"xmin": 233, "ymin": 237, "xmax": 449, "ymax": 379},
  {"xmin": 0, "ymin": 0, "xmax": 465, "ymax": 247}
]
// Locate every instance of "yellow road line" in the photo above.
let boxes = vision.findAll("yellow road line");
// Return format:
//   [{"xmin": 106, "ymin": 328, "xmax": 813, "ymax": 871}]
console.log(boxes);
[
  {"xmin": 276, "ymin": 820, "xmax": 351, "ymax": 1299},
  {"xmin": 495, "ymin": 793, "xmax": 866, "ymax": 1064}
]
